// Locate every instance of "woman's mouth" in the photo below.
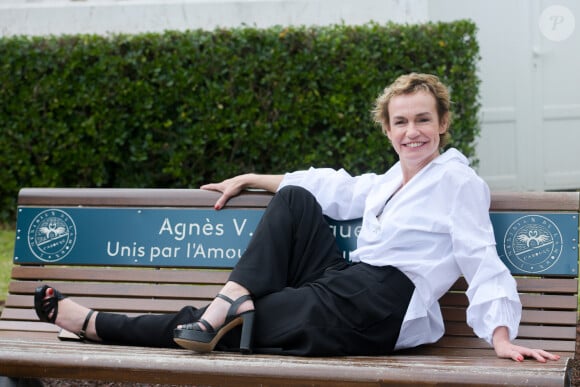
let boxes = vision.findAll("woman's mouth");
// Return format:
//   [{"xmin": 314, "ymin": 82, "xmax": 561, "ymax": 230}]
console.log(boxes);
[{"xmin": 404, "ymin": 142, "xmax": 426, "ymax": 148}]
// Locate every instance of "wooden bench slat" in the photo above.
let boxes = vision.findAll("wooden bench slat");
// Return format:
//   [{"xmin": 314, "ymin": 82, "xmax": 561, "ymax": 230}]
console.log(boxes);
[
  {"xmin": 0, "ymin": 321, "xmax": 58, "ymax": 333},
  {"xmin": 0, "ymin": 309, "xmax": 32, "ymax": 320},
  {"xmin": 17, "ymin": 188, "xmax": 580, "ymax": 211},
  {"xmin": 5, "ymin": 295, "xmax": 209, "ymax": 313},
  {"xmin": 8, "ymin": 281, "xmax": 222, "ymax": 300},
  {"xmin": 14, "ymin": 267, "xmax": 578, "ymax": 298},
  {"xmin": 0, "ymin": 335, "xmax": 571, "ymax": 386},
  {"xmin": 400, "ymin": 345, "xmax": 572, "ymax": 359},
  {"xmin": 521, "ymin": 309, "xmax": 579, "ymax": 325},
  {"xmin": 440, "ymin": 292, "xmax": 578, "ymax": 309},
  {"xmin": 517, "ymin": 325, "xmax": 578, "ymax": 340},
  {"xmin": 490, "ymin": 191, "xmax": 580, "ymax": 211},
  {"xmin": 4, "ymin": 295, "xmax": 211, "ymax": 314},
  {"xmin": 0, "ymin": 308, "xmax": 154, "ymax": 322},
  {"xmin": 441, "ymin": 307, "xmax": 578, "ymax": 325},
  {"xmin": 10, "ymin": 266, "xmax": 231, "ymax": 284},
  {"xmin": 514, "ymin": 293, "xmax": 578, "ymax": 309},
  {"xmin": 515, "ymin": 277, "xmax": 580, "ymax": 293},
  {"xmin": 444, "ymin": 321, "xmax": 576, "ymax": 340},
  {"xmin": 432, "ymin": 336, "xmax": 576, "ymax": 352},
  {"xmin": 450, "ymin": 276, "xmax": 579, "ymax": 293},
  {"xmin": 17, "ymin": 188, "xmax": 274, "ymax": 208}
]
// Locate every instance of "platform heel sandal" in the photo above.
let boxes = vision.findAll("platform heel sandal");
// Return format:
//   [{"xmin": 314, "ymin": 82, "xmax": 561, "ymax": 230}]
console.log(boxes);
[{"xmin": 173, "ymin": 293, "xmax": 255, "ymax": 354}]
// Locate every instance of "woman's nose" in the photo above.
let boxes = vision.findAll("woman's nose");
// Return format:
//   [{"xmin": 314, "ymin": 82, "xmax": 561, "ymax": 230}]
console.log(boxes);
[{"xmin": 406, "ymin": 123, "xmax": 420, "ymax": 137}]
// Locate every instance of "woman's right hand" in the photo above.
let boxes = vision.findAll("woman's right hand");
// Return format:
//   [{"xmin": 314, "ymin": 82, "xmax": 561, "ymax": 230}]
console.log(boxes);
[
  {"xmin": 201, "ymin": 175, "xmax": 250, "ymax": 210},
  {"xmin": 201, "ymin": 174, "xmax": 283, "ymax": 210}
]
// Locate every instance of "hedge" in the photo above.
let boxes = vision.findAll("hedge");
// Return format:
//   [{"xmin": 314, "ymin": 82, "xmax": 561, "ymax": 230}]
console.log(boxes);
[{"xmin": 0, "ymin": 20, "xmax": 480, "ymax": 223}]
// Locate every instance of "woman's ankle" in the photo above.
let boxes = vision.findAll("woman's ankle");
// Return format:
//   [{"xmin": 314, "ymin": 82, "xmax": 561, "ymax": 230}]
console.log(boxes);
[
  {"xmin": 222, "ymin": 281, "xmax": 254, "ymax": 313},
  {"xmin": 55, "ymin": 299, "xmax": 101, "ymax": 341},
  {"xmin": 222, "ymin": 281, "xmax": 249, "ymax": 298}
]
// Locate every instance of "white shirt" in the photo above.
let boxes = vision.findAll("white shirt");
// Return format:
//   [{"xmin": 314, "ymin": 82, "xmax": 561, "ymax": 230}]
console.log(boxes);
[{"xmin": 278, "ymin": 148, "xmax": 522, "ymax": 350}]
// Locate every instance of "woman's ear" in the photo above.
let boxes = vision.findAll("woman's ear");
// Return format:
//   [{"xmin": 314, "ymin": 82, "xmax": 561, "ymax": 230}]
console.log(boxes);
[
  {"xmin": 382, "ymin": 123, "xmax": 391, "ymax": 138},
  {"xmin": 439, "ymin": 112, "xmax": 450, "ymax": 133}
]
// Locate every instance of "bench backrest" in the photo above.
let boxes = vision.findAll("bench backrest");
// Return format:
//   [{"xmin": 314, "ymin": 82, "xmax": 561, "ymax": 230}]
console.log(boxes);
[{"xmin": 3, "ymin": 189, "xmax": 579, "ymax": 353}]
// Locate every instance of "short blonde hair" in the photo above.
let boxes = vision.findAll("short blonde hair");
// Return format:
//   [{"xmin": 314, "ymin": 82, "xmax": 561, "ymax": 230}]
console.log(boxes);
[{"xmin": 372, "ymin": 73, "xmax": 452, "ymax": 147}]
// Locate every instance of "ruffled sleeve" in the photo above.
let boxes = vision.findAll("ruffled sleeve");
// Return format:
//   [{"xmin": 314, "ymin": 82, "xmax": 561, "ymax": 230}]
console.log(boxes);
[{"xmin": 450, "ymin": 175, "xmax": 522, "ymax": 345}]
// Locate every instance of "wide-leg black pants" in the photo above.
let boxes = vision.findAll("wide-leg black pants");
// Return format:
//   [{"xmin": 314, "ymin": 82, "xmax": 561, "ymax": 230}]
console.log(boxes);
[{"xmin": 96, "ymin": 186, "xmax": 415, "ymax": 356}]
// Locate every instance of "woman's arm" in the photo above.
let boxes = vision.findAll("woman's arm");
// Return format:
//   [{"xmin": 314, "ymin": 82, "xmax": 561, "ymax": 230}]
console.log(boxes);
[
  {"xmin": 449, "ymin": 177, "xmax": 560, "ymax": 362},
  {"xmin": 492, "ymin": 326, "xmax": 560, "ymax": 362},
  {"xmin": 201, "ymin": 173, "xmax": 284, "ymax": 210}
]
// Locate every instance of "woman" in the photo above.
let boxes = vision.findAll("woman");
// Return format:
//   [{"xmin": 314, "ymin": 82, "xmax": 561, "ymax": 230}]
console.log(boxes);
[{"xmin": 35, "ymin": 73, "xmax": 559, "ymax": 362}]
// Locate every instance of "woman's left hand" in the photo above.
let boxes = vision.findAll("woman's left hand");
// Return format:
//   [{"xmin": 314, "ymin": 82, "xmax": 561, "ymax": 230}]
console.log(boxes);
[{"xmin": 492, "ymin": 326, "xmax": 561, "ymax": 362}]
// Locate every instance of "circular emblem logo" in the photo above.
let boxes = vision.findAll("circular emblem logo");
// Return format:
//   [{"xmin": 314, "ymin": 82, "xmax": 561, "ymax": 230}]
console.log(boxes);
[
  {"xmin": 539, "ymin": 5, "xmax": 575, "ymax": 42},
  {"xmin": 28, "ymin": 209, "xmax": 77, "ymax": 262},
  {"xmin": 503, "ymin": 215, "xmax": 562, "ymax": 273}
]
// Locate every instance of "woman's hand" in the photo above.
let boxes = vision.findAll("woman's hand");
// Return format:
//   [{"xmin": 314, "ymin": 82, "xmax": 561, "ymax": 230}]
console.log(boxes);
[
  {"xmin": 201, "ymin": 175, "xmax": 251, "ymax": 210},
  {"xmin": 201, "ymin": 174, "xmax": 283, "ymax": 210},
  {"xmin": 492, "ymin": 326, "xmax": 561, "ymax": 362}
]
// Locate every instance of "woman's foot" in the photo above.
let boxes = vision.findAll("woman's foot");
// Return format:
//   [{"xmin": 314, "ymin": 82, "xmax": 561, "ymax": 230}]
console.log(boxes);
[
  {"xmin": 34, "ymin": 285, "xmax": 101, "ymax": 342},
  {"xmin": 174, "ymin": 281, "xmax": 255, "ymax": 353},
  {"xmin": 177, "ymin": 281, "xmax": 254, "ymax": 332}
]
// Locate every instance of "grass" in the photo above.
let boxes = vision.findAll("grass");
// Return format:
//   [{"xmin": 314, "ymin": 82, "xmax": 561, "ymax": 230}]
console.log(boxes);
[{"xmin": 0, "ymin": 225, "xmax": 15, "ymax": 302}]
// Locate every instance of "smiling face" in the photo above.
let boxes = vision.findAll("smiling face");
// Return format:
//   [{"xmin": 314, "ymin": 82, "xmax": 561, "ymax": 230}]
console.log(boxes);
[{"xmin": 384, "ymin": 90, "xmax": 449, "ymax": 178}]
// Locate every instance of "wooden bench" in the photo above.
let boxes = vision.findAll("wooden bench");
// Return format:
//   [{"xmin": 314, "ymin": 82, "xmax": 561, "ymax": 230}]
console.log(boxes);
[{"xmin": 0, "ymin": 188, "xmax": 578, "ymax": 386}]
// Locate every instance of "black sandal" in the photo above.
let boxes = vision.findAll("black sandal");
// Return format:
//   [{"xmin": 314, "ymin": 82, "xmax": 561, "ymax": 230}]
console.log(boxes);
[
  {"xmin": 173, "ymin": 293, "xmax": 255, "ymax": 354},
  {"xmin": 34, "ymin": 285, "xmax": 95, "ymax": 340},
  {"xmin": 34, "ymin": 285, "xmax": 66, "ymax": 324}
]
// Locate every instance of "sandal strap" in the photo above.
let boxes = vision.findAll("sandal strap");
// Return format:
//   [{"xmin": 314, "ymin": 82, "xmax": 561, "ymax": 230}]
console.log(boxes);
[
  {"xmin": 223, "ymin": 294, "xmax": 253, "ymax": 321},
  {"xmin": 216, "ymin": 293, "xmax": 252, "ymax": 308},
  {"xmin": 215, "ymin": 293, "xmax": 235, "ymax": 304},
  {"xmin": 78, "ymin": 310, "xmax": 95, "ymax": 340},
  {"xmin": 180, "ymin": 318, "xmax": 214, "ymax": 332},
  {"xmin": 178, "ymin": 293, "xmax": 252, "ymax": 333},
  {"xmin": 197, "ymin": 318, "xmax": 214, "ymax": 333}
]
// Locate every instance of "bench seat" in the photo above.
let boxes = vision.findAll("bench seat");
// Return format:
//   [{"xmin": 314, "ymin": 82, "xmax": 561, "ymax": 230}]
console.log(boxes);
[{"xmin": 0, "ymin": 334, "xmax": 571, "ymax": 386}]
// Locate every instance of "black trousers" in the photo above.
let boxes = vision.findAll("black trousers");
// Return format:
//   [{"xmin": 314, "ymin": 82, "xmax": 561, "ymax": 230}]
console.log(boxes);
[{"xmin": 97, "ymin": 186, "xmax": 415, "ymax": 356}]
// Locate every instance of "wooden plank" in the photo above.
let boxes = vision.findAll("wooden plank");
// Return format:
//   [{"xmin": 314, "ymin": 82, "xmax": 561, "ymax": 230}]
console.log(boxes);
[
  {"xmin": 8, "ymin": 281, "xmax": 223, "ymax": 299},
  {"xmin": 518, "ymin": 293, "xmax": 578, "ymax": 309},
  {"xmin": 490, "ymin": 191, "xmax": 580, "ymax": 211},
  {"xmin": 17, "ymin": 189, "xmax": 580, "ymax": 212},
  {"xmin": 400, "ymin": 345, "xmax": 572, "ymax": 358},
  {"xmin": 9, "ymin": 266, "xmax": 231, "ymax": 284},
  {"xmin": 0, "ymin": 308, "xmax": 33, "ymax": 320},
  {"xmin": 18, "ymin": 188, "xmax": 273, "ymax": 208},
  {"xmin": 441, "ymin": 307, "xmax": 578, "ymax": 325},
  {"xmin": 517, "ymin": 325, "xmax": 578, "ymax": 340},
  {"xmin": 522, "ymin": 309, "xmax": 579, "ymax": 325},
  {"xmin": 440, "ymin": 292, "xmax": 578, "ymax": 309},
  {"xmin": 12, "ymin": 269, "xmax": 578, "ymax": 294},
  {"xmin": 433, "ymin": 335, "xmax": 576, "ymax": 352},
  {"xmin": 0, "ymin": 336, "xmax": 571, "ymax": 386},
  {"xmin": 515, "ymin": 277, "xmax": 579, "ymax": 293},
  {"xmin": 0, "ymin": 308, "xmax": 151, "ymax": 322},
  {"xmin": 444, "ymin": 321, "xmax": 577, "ymax": 340},
  {"xmin": 450, "ymin": 277, "xmax": 579, "ymax": 293},
  {"xmin": 5, "ymin": 295, "xmax": 208, "ymax": 313},
  {"xmin": 0, "ymin": 321, "xmax": 58, "ymax": 333}
]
